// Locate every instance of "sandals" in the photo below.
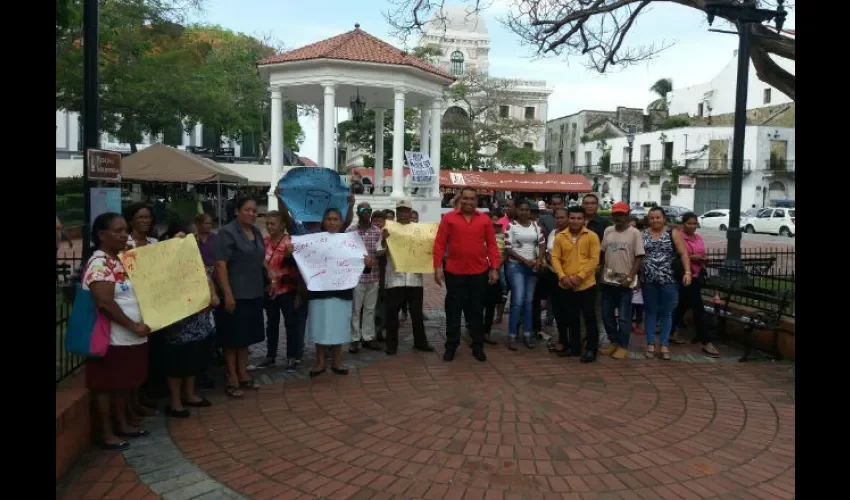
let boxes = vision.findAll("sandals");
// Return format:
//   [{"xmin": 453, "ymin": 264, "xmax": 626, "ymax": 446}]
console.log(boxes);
[
  {"xmin": 225, "ymin": 385, "xmax": 244, "ymax": 398},
  {"xmin": 645, "ymin": 346, "xmax": 656, "ymax": 359},
  {"xmin": 702, "ymin": 345, "xmax": 720, "ymax": 358},
  {"xmin": 239, "ymin": 379, "xmax": 260, "ymax": 390},
  {"xmin": 505, "ymin": 338, "xmax": 518, "ymax": 351},
  {"xmin": 660, "ymin": 349, "xmax": 672, "ymax": 361},
  {"xmin": 309, "ymin": 368, "xmax": 326, "ymax": 378},
  {"xmin": 331, "ymin": 366, "xmax": 349, "ymax": 375},
  {"xmin": 116, "ymin": 429, "xmax": 150, "ymax": 438}
]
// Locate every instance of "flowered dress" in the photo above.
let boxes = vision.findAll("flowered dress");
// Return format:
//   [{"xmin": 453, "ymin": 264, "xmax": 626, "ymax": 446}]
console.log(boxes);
[{"xmin": 82, "ymin": 251, "xmax": 145, "ymax": 346}]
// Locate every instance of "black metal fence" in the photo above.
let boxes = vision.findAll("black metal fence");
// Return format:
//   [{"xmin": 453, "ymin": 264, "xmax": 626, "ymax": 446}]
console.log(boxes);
[
  {"xmin": 56, "ymin": 255, "xmax": 84, "ymax": 384},
  {"xmin": 702, "ymin": 246, "xmax": 795, "ymax": 318}
]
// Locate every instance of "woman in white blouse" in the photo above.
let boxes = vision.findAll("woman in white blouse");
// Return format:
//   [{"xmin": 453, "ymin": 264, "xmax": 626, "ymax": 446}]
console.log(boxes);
[{"xmin": 503, "ymin": 200, "xmax": 546, "ymax": 350}]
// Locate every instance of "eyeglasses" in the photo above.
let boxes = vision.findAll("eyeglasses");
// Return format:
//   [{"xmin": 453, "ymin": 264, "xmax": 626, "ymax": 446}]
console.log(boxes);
[{"xmin": 358, "ymin": 208, "xmax": 372, "ymax": 213}]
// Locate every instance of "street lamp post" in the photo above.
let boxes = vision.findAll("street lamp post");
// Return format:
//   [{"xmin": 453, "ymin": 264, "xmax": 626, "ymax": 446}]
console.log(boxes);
[
  {"xmin": 625, "ymin": 131, "xmax": 635, "ymax": 204},
  {"xmin": 704, "ymin": 0, "xmax": 787, "ymax": 268},
  {"xmin": 81, "ymin": 0, "xmax": 100, "ymax": 257}
]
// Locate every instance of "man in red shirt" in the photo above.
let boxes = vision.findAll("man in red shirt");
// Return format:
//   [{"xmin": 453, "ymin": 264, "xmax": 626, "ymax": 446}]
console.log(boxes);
[{"xmin": 433, "ymin": 187, "xmax": 501, "ymax": 362}]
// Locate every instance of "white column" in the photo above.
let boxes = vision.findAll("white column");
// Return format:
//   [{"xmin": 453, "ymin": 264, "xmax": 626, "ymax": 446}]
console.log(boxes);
[
  {"xmin": 374, "ymin": 108, "xmax": 385, "ymax": 194},
  {"xmin": 390, "ymin": 88, "xmax": 407, "ymax": 199},
  {"xmin": 419, "ymin": 107, "xmax": 430, "ymax": 154},
  {"xmin": 194, "ymin": 123, "xmax": 202, "ymax": 146},
  {"xmin": 269, "ymin": 88, "xmax": 284, "ymax": 211},
  {"xmin": 430, "ymin": 98, "xmax": 443, "ymax": 197},
  {"xmin": 181, "ymin": 120, "xmax": 191, "ymax": 147},
  {"xmin": 322, "ymin": 84, "xmax": 336, "ymax": 171},
  {"xmin": 317, "ymin": 104, "xmax": 324, "ymax": 166}
]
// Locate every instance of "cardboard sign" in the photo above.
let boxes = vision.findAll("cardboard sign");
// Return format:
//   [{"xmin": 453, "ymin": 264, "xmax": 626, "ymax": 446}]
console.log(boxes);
[
  {"xmin": 120, "ymin": 235, "xmax": 210, "ymax": 331},
  {"xmin": 384, "ymin": 221, "xmax": 439, "ymax": 274},
  {"xmin": 279, "ymin": 167, "xmax": 350, "ymax": 223},
  {"xmin": 405, "ymin": 151, "xmax": 435, "ymax": 186},
  {"xmin": 291, "ymin": 232, "xmax": 366, "ymax": 291}
]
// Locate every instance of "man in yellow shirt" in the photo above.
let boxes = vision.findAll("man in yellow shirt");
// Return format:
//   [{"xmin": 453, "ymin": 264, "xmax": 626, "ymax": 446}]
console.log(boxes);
[{"xmin": 551, "ymin": 206, "xmax": 601, "ymax": 362}]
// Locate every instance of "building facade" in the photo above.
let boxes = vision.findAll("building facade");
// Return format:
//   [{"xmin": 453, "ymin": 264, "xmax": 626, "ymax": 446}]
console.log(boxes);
[
  {"xmin": 668, "ymin": 50, "xmax": 794, "ymax": 119},
  {"xmin": 418, "ymin": 6, "xmax": 552, "ymax": 171},
  {"xmin": 572, "ymin": 125, "xmax": 795, "ymax": 214}
]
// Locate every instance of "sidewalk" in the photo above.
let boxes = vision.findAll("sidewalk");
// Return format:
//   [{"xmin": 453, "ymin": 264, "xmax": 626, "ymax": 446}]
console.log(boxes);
[{"xmin": 57, "ymin": 282, "xmax": 795, "ymax": 500}]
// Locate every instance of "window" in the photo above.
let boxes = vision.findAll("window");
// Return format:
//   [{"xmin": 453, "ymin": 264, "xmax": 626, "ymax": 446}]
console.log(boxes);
[
  {"xmin": 697, "ymin": 103, "xmax": 704, "ymax": 117},
  {"xmin": 758, "ymin": 210, "xmax": 773, "ymax": 219},
  {"xmin": 772, "ymin": 209, "xmax": 785, "ymax": 218},
  {"xmin": 525, "ymin": 107, "xmax": 535, "ymax": 120},
  {"xmin": 763, "ymin": 88, "xmax": 772, "ymax": 104},
  {"xmin": 640, "ymin": 144, "xmax": 650, "ymax": 168},
  {"xmin": 450, "ymin": 51, "xmax": 464, "ymax": 76},
  {"xmin": 584, "ymin": 151, "xmax": 592, "ymax": 166},
  {"xmin": 789, "ymin": 209, "xmax": 795, "ymax": 218},
  {"xmin": 499, "ymin": 105, "xmax": 509, "ymax": 118},
  {"xmin": 523, "ymin": 142, "xmax": 533, "ymax": 149}
]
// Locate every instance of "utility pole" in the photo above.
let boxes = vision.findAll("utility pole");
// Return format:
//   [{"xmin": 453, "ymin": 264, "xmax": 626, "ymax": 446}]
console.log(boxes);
[{"xmin": 81, "ymin": 0, "xmax": 100, "ymax": 257}]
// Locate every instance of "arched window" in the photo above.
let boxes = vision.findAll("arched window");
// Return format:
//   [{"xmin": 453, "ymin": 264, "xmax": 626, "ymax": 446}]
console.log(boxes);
[{"xmin": 450, "ymin": 51, "xmax": 465, "ymax": 76}]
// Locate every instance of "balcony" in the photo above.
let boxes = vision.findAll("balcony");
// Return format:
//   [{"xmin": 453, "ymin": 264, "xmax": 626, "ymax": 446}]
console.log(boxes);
[
  {"xmin": 574, "ymin": 164, "xmax": 611, "ymax": 175},
  {"xmin": 685, "ymin": 159, "xmax": 752, "ymax": 172},
  {"xmin": 765, "ymin": 159, "xmax": 795, "ymax": 172}
]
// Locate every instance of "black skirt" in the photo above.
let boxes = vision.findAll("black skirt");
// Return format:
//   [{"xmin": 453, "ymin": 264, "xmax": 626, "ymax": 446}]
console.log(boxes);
[
  {"xmin": 214, "ymin": 298, "xmax": 265, "ymax": 348},
  {"xmin": 163, "ymin": 340, "xmax": 207, "ymax": 378}
]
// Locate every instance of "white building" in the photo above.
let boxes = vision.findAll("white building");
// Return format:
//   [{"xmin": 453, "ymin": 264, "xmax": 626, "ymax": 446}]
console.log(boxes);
[
  {"xmin": 668, "ymin": 50, "xmax": 795, "ymax": 119},
  {"xmin": 576, "ymin": 125, "xmax": 795, "ymax": 214},
  {"xmin": 418, "ymin": 6, "xmax": 552, "ymax": 171}
]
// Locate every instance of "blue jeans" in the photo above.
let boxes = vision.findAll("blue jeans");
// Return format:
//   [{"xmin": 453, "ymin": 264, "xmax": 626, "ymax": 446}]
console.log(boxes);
[
  {"xmin": 601, "ymin": 285, "xmax": 634, "ymax": 349},
  {"xmin": 642, "ymin": 282, "xmax": 679, "ymax": 347},
  {"xmin": 506, "ymin": 260, "xmax": 537, "ymax": 337}
]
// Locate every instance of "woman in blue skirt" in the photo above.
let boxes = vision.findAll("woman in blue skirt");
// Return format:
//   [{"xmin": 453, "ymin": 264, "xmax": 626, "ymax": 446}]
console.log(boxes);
[{"xmin": 306, "ymin": 208, "xmax": 373, "ymax": 377}]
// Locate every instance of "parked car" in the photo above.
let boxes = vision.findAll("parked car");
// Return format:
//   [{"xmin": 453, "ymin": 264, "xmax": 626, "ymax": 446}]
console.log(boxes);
[
  {"xmin": 698, "ymin": 209, "xmax": 731, "ymax": 231},
  {"xmin": 744, "ymin": 207, "xmax": 795, "ymax": 237},
  {"xmin": 661, "ymin": 205, "xmax": 692, "ymax": 224}
]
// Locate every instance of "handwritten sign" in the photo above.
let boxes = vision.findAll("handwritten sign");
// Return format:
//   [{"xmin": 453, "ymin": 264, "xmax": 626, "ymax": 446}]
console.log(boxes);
[
  {"xmin": 405, "ymin": 151, "xmax": 435, "ymax": 185},
  {"xmin": 291, "ymin": 232, "xmax": 366, "ymax": 291},
  {"xmin": 90, "ymin": 187, "xmax": 122, "ymax": 229},
  {"xmin": 384, "ymin": 221, "xmax": 439, "ymax": 274},
  {"xmin": 279, "ymin": 167, "xmax": 350, "ymax": 223},
  {"xmin": 119, "ymin": 234, "xmax": 210, "ymax": 331}
]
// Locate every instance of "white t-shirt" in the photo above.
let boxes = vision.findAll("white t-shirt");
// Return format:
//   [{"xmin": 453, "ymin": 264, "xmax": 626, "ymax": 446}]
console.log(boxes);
[
  {"xmin": 82, "ymin": 250, "xmax": 146, "ymax": 346},
  {"xmin": 127, "ymin": 236, "xmax": 158, "ymax": 248},
  {"xmin": 505, "ymin": 221, "xmax": 544, "ymax": 262}
]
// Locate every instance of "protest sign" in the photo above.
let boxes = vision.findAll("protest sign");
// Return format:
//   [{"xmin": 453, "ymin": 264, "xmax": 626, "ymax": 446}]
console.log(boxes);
[
  {"xmin": 119, "ymin": 234, "xmax": 210, "ymax": 331},
  {"xmin": 404, "ymin": 151, "xmax": 435, "ymax": 186},
  {"xmin": 279, "ymin": 167, "xmax": 350, "ymax": 222},
  {"xmin": 384, "ymin": 221, "xmax": 439, "ymax": 274},
  {"xmin": 90, "ymin": 188, "xmax": 122, "ymax": 229},
  {"xmin": 291, "ymin": 232, "xmax": 366, "ymax": 291}
]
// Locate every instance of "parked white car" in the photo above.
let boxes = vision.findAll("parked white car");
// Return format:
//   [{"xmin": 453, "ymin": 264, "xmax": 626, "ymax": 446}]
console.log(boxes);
[
  {"xmin": 698, "ymin": 209, "xmax": 731, "ymax": 230},
  {"xmin": 744, "ymin": 207, "xmax": 795, "ymax": 237}
]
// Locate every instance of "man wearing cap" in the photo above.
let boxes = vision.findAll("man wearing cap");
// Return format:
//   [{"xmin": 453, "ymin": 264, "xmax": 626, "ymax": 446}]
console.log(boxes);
[
  {"xmin": 379, "ymin": 199, "xmax": 435, "ymax": 355},
  {"xmin": 346, "ymin": 202, "xmax": 383, "ymax": 352},
  {"xmin": 600, "ymin": 202, "xmax": 645, "ymax": 360}
]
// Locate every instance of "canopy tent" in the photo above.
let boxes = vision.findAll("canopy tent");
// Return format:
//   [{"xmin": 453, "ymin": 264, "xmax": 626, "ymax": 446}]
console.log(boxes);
[
  {"xmin": 122, "ymin": 143, "xmax": 249, "ymax": 184},
  {"xmin": 351, "ymin": 168, "xmax": 593, "ymax": 193}
]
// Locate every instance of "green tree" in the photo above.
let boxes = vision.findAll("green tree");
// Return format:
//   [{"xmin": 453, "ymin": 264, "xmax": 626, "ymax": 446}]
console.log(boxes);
[
  {"xmin": 410, "ymin": 44, "xmax": 443, "ymax": 64},
  {"xmin": 496, "ymin": 142, "xmax": 543, "ymax": 173},
  {"xmin": 336, "ymin": 109, "xmax": 418, "ymax": 170},
  {"xmin": 647, "ymin": 78, "xmax": 673, "ymax": 112}
]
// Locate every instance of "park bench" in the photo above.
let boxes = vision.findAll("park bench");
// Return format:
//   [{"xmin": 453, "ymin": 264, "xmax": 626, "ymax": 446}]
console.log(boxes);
[
  {"xmin": 702, "ymin": 272, "xmax": 793, "ymax": 362},
  {"xmin": 704, "ymin": 256, "xmax": 776, "ymax": 276}
]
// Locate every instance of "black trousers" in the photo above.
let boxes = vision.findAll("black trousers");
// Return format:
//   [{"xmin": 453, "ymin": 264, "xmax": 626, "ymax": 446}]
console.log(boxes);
[
  {"xmin": 554, "ymin": 285, "xmax": 600, "ymax": 353},
  {"xmin": 385, "ymin": 286, "xmax": 427, "ymax": 350},
  {"xmin": 532, "ymin": 270, "xmax": 556, "ymax": 332},
  {"xmin": 482, "ymin": 281, "xmax": 503, "ymax": 335},
  {"xmin": 674, "ymin": 281, "xmax": 711, "ymax": 344},
  {"xmin": 445, "ymin": 271, "xmax": 488, "ymax": 350}
]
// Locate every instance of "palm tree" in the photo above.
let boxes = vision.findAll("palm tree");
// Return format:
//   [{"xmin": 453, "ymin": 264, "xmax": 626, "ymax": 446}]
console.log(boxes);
[{"xmin": 648, "ymin": 78, "xmax": 673, "ymax": 112}]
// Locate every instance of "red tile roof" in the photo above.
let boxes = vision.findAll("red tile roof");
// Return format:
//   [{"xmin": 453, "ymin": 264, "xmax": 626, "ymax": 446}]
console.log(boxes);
[{"xmin": 257, "ymin": 26, "xmax": 454, "ymax": 80}]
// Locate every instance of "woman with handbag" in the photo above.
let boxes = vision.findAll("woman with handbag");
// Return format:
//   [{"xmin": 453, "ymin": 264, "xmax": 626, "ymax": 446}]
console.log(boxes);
[
  {"xmin": 671, "ymin": 213, "xmax": 719, "ymax": 357},
  {"xmin": 503, "ymin": 200, "xmax": 546, "ymax": 351},
  {"xmin": 212, "ymin": 197, "xmax": 267, "ymax": 398},
  {"xmin": 640, "ymin": 207, "xmax": 692, "ymax": 360},
  {"xmin": 83, "ymin": 212, "xmax": 153, "ymax": 451},
  {"xmin": 254, "ymin": 210, "xmax": 306, "ymax": 372}
]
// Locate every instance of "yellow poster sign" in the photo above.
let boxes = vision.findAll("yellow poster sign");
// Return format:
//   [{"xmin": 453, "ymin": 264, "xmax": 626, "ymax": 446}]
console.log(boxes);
[
  {"xmin": 119, "ymin": 234, "xmax": 210, "ymax": 331},
  {"xmin": 384, "ymin": 221, "xmax": 439, "ymax": 274}
]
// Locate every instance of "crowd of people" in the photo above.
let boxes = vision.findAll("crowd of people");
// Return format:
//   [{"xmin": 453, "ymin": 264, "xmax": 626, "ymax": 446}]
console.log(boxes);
[{"xmin": 76, "ymin": 185, "xmax": 718, "ymax": 452}]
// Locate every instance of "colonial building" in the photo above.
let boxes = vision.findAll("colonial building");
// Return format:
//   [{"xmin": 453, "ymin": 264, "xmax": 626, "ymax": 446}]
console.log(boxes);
[{"xmin": 418, "ymin": 6, "xmax": 552, "ymax": 171}]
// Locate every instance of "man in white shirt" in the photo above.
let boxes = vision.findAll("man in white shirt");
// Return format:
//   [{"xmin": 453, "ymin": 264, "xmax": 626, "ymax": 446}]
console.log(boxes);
[{"xmin": 379, "ymin": 199, "xmax": 436, "ymax": 355}]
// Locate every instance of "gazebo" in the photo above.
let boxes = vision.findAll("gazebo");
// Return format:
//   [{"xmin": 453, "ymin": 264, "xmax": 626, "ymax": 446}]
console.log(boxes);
[{"xmin": 257, "ymin": 25, "xmax": 455, "ymax": 218}]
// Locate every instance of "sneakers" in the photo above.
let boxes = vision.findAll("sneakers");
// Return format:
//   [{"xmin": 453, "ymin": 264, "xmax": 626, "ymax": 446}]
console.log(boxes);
[
  {"xmin": 598, "ymin": 344, "xmax": 617, "ymax": 356},
  {"xmin": 611, "ymin": 347, "xmax": 629, "ymax": 360},
  {"xmin": 285, "ymin": 360, "xmax": 297, "ymax": 373}
]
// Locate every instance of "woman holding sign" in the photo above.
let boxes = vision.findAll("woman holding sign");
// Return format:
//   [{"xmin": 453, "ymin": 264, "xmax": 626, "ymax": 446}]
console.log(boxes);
[
  {"xmin": 213, "ymin": 197, "xmax": 267, "ymax": 398},
  {"xmin": 305, "ymin": 208, "xmax": 374, "ymax": 377}
]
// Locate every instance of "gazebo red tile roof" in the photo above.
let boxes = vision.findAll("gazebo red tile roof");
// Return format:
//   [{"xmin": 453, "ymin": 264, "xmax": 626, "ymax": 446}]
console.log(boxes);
[{"xmin": 257, "ymin": 25, "xmax": 455, "ymax": 80}]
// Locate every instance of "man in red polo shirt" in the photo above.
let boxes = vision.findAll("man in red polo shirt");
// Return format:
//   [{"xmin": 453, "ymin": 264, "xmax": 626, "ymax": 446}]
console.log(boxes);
[{"xmin": 433, "ymin": 187, "xmax": 501, "ymax": 362}]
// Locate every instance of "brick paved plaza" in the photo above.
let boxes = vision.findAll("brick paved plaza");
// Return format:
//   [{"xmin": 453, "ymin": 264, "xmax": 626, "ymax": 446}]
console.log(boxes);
[{"xmin": 57, "ymin": 282, "xmax": 795, "ymax": 500}]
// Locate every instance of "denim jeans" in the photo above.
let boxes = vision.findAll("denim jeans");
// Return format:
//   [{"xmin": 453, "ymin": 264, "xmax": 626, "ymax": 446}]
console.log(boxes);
[
  {"xmin": 506, "ymin": 260, "xmax": 537, "ymax": 337},
  {"xmin": 601, "ymin": 284, "xmax": 634, "ymax": 349},
  {"xmin": 642, "ymin": 282, "xmax": 679, "ymax": 347}
]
